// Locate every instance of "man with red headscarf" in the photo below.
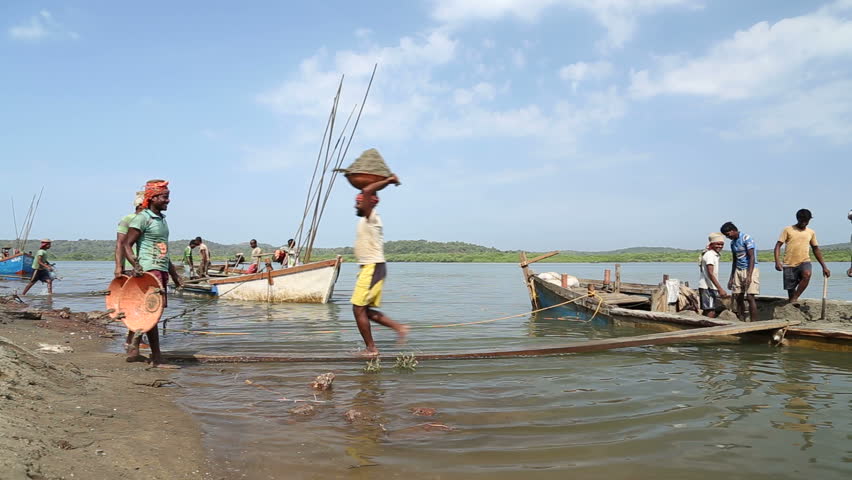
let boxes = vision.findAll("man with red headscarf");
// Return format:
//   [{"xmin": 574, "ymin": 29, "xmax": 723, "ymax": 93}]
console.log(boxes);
[
  {"xmin": 123, "ymin": 179, "xmax": 184, "ymax": 368},
  {"xmin": 350, "ymin": 174, "xmax": 408, "ymax": 356}
]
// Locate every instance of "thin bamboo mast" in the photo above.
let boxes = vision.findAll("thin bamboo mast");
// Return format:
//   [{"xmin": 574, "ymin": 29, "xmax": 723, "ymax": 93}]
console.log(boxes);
[
  {"xmin": 306, "ymin": 64, "xmax": 377, "ymax": 258},
  {"xmin": 293, "ymin": 76, "xmax": 343, "ymax": 250}
]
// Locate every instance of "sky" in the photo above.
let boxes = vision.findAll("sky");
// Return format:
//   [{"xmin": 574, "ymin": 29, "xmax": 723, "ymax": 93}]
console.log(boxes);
[{"xmin": 1, "ymin": 0, "xmax": 850, "ymax": 252}]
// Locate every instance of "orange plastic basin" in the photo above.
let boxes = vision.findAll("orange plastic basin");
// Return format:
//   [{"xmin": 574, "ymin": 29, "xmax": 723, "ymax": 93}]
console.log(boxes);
[
  {"xmin": 105, "ymin": 275, "xmax": 129, "ymax": 319},
  {"xmin": 119, "ymin": 272, "xmax": 164, "ymax": 333}
]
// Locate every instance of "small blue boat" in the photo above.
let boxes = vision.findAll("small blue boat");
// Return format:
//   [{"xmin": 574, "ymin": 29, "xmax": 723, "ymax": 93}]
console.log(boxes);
[{"xmin": 0, "ymin": 253, "xmax": 35, "ymax": 278}]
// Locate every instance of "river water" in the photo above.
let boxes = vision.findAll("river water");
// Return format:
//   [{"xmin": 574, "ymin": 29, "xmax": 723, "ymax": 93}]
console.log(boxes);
[{"xmin": 5, "ymin": 261, "xmax": 852, "ymax": 479}]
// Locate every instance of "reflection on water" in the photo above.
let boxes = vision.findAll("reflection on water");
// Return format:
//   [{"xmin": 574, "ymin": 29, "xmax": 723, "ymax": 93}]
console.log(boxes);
[{"xmin": 3, "ymin": 262, "xmax": 851, "ymax": 479}]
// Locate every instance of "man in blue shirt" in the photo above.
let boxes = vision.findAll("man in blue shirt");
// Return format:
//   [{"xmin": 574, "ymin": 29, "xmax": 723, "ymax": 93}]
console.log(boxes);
[{"xmin": 721, "ymin": 222, "xmax": 759, "ymax": 322}]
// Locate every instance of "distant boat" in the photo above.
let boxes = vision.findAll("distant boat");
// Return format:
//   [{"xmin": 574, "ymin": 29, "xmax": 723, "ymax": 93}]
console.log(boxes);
[
  {"xmin": 0, "ymin": 252, "xmax": 35, "ymax": 278},
  {"xmin": 179, "ymin": 257, "xmax": 343, "ymax": 304}
]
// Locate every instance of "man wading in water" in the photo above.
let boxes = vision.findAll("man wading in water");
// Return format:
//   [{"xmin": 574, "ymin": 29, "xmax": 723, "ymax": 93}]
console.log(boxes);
[
  {"xmin": 123, "ymin": 179, "xmax": 184, "ymax": 368},
  {"xmin": 351, "ymin": 174, "xmax": 408, "ymax": 356}
]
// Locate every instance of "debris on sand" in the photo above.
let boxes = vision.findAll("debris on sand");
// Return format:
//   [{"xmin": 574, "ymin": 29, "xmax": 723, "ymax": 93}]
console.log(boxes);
[
  {"xmin": 310, "ymin": 372, "xmax": 335, "ymax": 391},
  {"xmin": 410, "ymin": 407, "xmax": 436, "ymax": 417},
  {"xmin": 290, "ymin": 404, "xmax": 316, "ymax": 416}
]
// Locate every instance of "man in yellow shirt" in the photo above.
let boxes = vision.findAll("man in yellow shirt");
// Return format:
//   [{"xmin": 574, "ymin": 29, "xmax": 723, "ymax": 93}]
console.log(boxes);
[{"xmin": 773, "ymin": 209, "xmax": 831, "ymax": 303}]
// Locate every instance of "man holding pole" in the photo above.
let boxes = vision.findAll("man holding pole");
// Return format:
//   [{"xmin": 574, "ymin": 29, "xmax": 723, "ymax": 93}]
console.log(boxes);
[
  {"xmin": 350, "ymin": 174, "xmax": 408, "ymax": 356},
  {"xmin": 773, "ymin": 209, "xmax": 830, "ymax": 304}
]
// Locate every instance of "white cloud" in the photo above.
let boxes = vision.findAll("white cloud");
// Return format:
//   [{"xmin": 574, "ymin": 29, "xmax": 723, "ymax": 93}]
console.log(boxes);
[
  {"xmin": 628, "ymin": 2, "xmax": 852, "ymax": 142},
  {"xmin": 728, "ymin": 80, "xmax": 852, "ymax": 144},
  {"xmin": 559, "ymin": 60, "xmax": 613, "ymax": 92},
  {"xmin": 453, "ymin": 82, "xmax": 497, "ymax": 105},
  {"xmin": 511, "ymin": 48, "xmax": 526, "ymax": 68},
  {"xmin": 629, "ymin": 4, "xmax": 852, "ymax": 99},
  {"xmin": 431, "ymin": 0, "xmax": 701, "ymax": 49},
  {"xmin": 8, "ymin": 10, "xmax": 78, "ymax": 41}
]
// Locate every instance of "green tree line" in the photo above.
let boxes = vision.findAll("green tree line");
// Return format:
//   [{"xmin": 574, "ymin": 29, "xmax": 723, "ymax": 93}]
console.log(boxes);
[{"xmin": 2, "ymin": 239, "xmax": 847, "ymax": 263}]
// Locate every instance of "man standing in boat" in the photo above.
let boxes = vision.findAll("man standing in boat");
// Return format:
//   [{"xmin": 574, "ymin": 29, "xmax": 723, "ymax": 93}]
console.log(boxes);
[
  {"xmin": 773, "ymin": 209, "xmax": 831, "ymax": 304},
  {"xmin": 351, "ymin": 174, "xmax": 408, "ymax": 356},
  {"xmin": 721, "ymin": 222, "xmax": 759, "ymax": 322},
  {"xmin": 698, "ymin": 233, "xmax": 729, "ymax": 318},
  {"xmin": 123, "ymin": 179, "xmax": 184, "ymax": 368},
  {"xmin": 196, "ymin": 236, "xmax": 210, "ymax": 277},
  {"xmin": 21, "ymin": 239, "xmax": 54, "ymax": 296},
  {"xmin": 248, "ymin": 239, "xmax": 263, "ymax": 274}
]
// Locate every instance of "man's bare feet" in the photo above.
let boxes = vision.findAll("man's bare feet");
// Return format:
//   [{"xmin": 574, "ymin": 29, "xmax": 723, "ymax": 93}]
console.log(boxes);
[
  {"xmin": 151, "ymin": 363, "xmax": 181, "ymax": 369},
  {"xmin": 125, "ymin": 343, "xmax": 146, "ymax": 362},
  {"xmin": 355, "ymin": 349, "xmax": 380, "ymax": 358},
  {"xmin": 396, "ymin": 325, "xmax": 410, "ymax": 345}
]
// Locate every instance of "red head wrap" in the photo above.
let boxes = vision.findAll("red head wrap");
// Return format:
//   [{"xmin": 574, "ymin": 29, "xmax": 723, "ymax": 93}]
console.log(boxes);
[
  {"xmin": 142, "ymin": 180, "xmax": 169, "ymax": 208},
  {"xmin": 356, "ymin": 193, "xmax": 379, "ymax": 205}
]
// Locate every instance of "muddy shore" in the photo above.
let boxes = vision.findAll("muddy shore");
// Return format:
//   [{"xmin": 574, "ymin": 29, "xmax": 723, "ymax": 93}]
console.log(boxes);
[{"xmin": 0, "ymin": 298, "xmax": 213, "ymax": 480}]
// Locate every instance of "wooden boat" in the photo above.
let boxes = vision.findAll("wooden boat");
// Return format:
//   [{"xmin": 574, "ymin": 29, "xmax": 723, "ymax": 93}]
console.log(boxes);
[
  {"xmin": 519, "ymin": 252, "xmax": 852, "ymax": 351},
  {"xmin": 0, "ymin": 252, "xmax": 35, "ymax": 278},
  {"xmin": 180, "ymin": 256, "xmax": 343, "ymax": 304}
]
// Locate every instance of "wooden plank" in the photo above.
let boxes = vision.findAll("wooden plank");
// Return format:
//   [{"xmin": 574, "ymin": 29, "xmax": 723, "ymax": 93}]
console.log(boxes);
[
  {"xmin": 609, "ymin": 306, "xmax": 734, "ymax": 327},
  {"xmin": 519, "ymin": 252, "xmax": 539, "ymax": 310},
  {"xmin": 163, "ymin": 320, "xmax": 800, "ymax": 364},
  {"xmin": 520, "ymin": 251, "xmax": 559, "ymax": 267},
  {"xmin": 208, "ymin": 259, "xmax": 339, "ymax": 285}
]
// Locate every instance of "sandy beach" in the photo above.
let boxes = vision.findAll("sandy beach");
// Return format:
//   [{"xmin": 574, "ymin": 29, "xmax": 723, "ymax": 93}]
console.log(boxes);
[{"xmin": 0, "ymin": 297, "xmax": 212, "ymax": 480}]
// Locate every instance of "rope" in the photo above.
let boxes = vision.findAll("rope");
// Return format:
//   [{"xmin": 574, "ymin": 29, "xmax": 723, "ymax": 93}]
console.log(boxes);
[{"xmin": 165, "ymin": 292, "xmax": 607, "ymax": 337}]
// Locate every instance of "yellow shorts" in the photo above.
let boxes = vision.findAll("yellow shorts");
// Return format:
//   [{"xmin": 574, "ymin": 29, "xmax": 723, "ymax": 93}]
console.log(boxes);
[{"xmin": 350, "ymin": 263, "xmax": 386, "ymax": 307}]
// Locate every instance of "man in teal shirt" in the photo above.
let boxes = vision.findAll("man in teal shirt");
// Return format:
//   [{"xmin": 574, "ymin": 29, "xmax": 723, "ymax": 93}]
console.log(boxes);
[
  {"xmin": 123, "ymin": 180, "xmax": 183, "ymax": 368},
  {"xmin": 22, "ymin": 239, "xmax": 54, "ymax": 295}
]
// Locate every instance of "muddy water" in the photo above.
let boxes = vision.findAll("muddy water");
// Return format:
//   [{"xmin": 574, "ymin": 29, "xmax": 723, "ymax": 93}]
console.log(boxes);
[{"xmin": 7, "ymin": 262, "xmax": 852, "ymax": 479}]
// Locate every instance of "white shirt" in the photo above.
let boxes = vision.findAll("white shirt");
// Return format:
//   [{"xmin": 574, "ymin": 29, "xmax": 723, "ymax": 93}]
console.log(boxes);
[
  {"xmin": 699, "ymin": 250, "xmax": 720, "ymax": 290},
  {"xmin": 354, "ymin": 211, "xmax": 385, "ymax": 265},
  {"xmin": 251, "ymin": 246, "xmax": 262, "ymax": 265}
]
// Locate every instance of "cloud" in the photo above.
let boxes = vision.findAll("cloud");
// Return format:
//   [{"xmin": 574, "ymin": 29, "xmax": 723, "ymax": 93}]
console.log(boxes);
[
  {"xmin": 628, "ymin": 2, "xmax": 852, "ymax": 142},
  {"xmin": 559, "ymin": 60, "xmax": 613, "ymax": 92},
  {"xmin": 727, "ymin": 80, "xmax": 852, "ymax": 144},
  {"xmin": 431, "ymin": 0, "xmax": 701, "ymax": 49},
  {"xmin": 453, "ymin": 82, "xmax": 497, "ymax": 105},
  {"xmin": 8, "ymin": 10, "xmax": 78, "ymax": 41},
  {"xmin": 629, "ymin": 3, "xmax": 852, "ymax": 99}
]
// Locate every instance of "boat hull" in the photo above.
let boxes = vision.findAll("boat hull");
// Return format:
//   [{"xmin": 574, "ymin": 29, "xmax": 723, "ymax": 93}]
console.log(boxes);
[
  {"xmin": 529, "ymin": 271, "xmax": 852, "ymax": 350},
  {"xmin": 0, "ymin": 254, "xmax": 35, "ymax": 277},
  {"xmin": 183, "ymin": 257, "xmax": 343, "ymax": 304}
]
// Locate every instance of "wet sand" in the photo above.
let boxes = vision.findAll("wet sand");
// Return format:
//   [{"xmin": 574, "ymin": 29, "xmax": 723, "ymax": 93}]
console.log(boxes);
[{"xmin": 0, "ymin": 299, "xmax": 212, "ymax": 480}]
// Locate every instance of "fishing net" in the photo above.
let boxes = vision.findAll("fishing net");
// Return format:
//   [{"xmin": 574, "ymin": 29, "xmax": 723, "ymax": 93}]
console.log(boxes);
[{"xmin": 338, "ymin": 148, "xmax": 392, "ymax": 177}]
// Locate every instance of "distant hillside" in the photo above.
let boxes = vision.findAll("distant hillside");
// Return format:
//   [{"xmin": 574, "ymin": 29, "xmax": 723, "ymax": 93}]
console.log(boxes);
[{"xmin": 2, "ymin": 239, "xmax": 847, "ymax": 263}]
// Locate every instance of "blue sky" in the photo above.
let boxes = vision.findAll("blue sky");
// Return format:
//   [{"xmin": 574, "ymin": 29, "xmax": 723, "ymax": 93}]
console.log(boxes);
[{"xmin": 2, "ymin": 1, "xmax": 850, "ymax": 251}]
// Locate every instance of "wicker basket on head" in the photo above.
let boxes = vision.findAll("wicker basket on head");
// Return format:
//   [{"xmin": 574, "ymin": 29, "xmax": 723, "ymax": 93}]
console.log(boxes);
[{"xmin": 337, "ymin": 148, "xmax": 393, "ymax": 189}]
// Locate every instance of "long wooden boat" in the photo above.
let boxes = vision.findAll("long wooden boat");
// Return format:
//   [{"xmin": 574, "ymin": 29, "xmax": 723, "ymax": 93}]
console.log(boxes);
[
  {"xmin": 519, "ymin": 252, "xmax": 852, "ymax": 351},
  {"xmin": 0, "ymin": 253, "xmax": 35, "ymax": 278},
  {"xmin": 179, "ymin": 256, "xmax": 343, "ymax": 304}
]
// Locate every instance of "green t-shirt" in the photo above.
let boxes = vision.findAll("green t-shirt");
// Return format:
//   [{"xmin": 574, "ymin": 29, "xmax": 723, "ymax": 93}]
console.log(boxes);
[
  {"xmin": 117, "ymin": 213, "xmax": 139, "ymax": 270},
  {"xmin": 32, "ymin": 249, "xmax": 51, "ymax": 270},
  {"xmin": 182, "ymin": 246, "xmax": 193, "ymax": 264},
  {"xmin": 117, "ymin": 213, "xmax": 136, "ymax": 235},
  {"xmin": 128, "ymin": 209, "xmax": 171, "ymax": 272}
]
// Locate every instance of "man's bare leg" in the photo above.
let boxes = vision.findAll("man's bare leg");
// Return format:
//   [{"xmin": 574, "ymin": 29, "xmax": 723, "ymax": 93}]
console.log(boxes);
[
  {"xmin": 736, "ymin": 293, "xmax": 746, "ymax": 321},
  {"xmin": 21, "ymin": 281, "xmax": 36, "ymax": 296},
  {"xmin": 366, "ymin": 308, "xmax": 409, "ymax": 340},
  {"xmin": 747, "ymin": 294, "xmax": 759, "ymax": 322},
  {"xmin": 147, "ymin": 326, "xmax": 179, "ymax": 368},
  {"xmin": 125, "ymin": 332, "xmax": 145, "ymax": 362},
  {"xmin": 353, "ymin": 305, "xmax": 379, "ymax": 355},
  {"xmin": 789, "ymin": 270, "xmax": 812, "ymax": 304}
]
